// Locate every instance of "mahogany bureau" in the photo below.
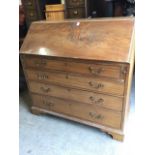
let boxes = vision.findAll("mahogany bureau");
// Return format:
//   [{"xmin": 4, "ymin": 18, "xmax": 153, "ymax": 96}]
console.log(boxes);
[{"xmin": 20, "ymin": 17, "xmax": 135, "ymax": 141}]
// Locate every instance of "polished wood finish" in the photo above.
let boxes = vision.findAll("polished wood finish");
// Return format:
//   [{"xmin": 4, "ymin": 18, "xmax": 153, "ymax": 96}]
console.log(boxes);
[
  {"xmin": 20, "ymin": 17, "xmax": 135, "ymax": 141},
  {"xmin": 31, "ymin": 94, "xmax": 122, "ymax": 128},
  {"xmin": 23, "ymin": 56, "xmax": 126, "ymax": 79},
  {"xmin": 20, "ymin": 18, "xmax": 134, "ymax": 63},
  {"xmin": 26, "ymin": 69, "xmax": 125, "ymax": 96},
  {"xmin": 29, "ymin": 81, "xmax": 123, "ymax": 111}
]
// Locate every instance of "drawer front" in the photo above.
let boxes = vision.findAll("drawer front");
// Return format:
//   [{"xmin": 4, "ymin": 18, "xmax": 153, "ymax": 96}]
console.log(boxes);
[
  {"xmin": 67, "ymin": 7, "xmax": 85, "ymax": 18},
  {"xmin": 23, "ymin": 0, "xmax": 35, "ymax": 9},
  {"xmin": 26, "ymin": 69, "xmax": 124, "ymax": 96},
  {"xmin": 29, "ymin": 81, "xmax": 123, "ymax": 111},
  {"xmin": 66, "ymin": 0, "xmax": 85, "ymax": 7},
  {"xmin": 32, "ymin": 94, "xmax": 122, "ymax": 129},
  {"xmin": 22, "ymin": 56, "xmax": 124, "ymax": 79},
  {"xmin": 26, "ymin": 10, "xmax": 38, "ymax": 20}
]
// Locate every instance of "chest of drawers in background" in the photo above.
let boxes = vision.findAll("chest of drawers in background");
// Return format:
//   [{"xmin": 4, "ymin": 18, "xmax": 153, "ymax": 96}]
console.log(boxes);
[
  {"xmin": 22, "ymin": 0, "xmax": 44, "ymax": 27},
  {"xmin": 65, "ymin": 0, "xmax": 87, "ymax": 18},
  {"xmin": 20, "ymin": 17, "xmax": 135, "ymax": 141}
]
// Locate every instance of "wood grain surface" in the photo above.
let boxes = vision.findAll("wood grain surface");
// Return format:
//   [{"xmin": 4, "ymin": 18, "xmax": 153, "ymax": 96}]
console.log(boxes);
[
  {"xmin": 31, "ymin": 93, "xmax": 122, "ymax": 129},
  {"xmin": 20, "ymin": 17, "xmax": 134, "ymax": 63},
  {"xmin": 20, "ymin": 17, "xmax": 135, "ymax": 141}
]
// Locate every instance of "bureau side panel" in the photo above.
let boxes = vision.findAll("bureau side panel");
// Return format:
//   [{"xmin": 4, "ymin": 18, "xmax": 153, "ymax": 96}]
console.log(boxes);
[
  {"xmin": 121, "ymin": 32, "xmax": 135, "ymax": 131},
  {"xmin": 20, "ymin": 54, "xmax": 35, "ymax": 107}
]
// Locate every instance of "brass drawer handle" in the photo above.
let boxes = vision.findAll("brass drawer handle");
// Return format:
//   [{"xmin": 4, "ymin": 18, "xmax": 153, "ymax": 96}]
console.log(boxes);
[
  {"xmin": 89, "ymin": 112, "xmax": 95, "ymax": 117},
  {"xmin": 89, "ymin": 96, "xmax": 95, "ymax": 101},
  {"xmin": 89, "ymin": 81, "xmax": 104, "ymax": 89},
  {"xmin": 37, "ymin": 74, "xmax": 48, "ymax": 80},
  {"xmin": 89, "ymin": 96, "xmax": 104, "ymax": 105},
  {"xmin": 66, "ymin": 88, "xmax": 71, "ymax": 92},
  {"xmin": 29, "ymin": 12, "xmax": 34, "ymax": 17},
  {"xmin": 43, "ymin": 100, "xmax": 54, "ymax": 107},
  {"xmin": 89, "ymin": 112, "xmax": 104, "ymax": 120},
  {"xmin": 73, "ymin": 10, "xmax": 78, "ymax": 15},
  {"xmin": 72, "ymin": 0, "xmax": 78, "ymax": 2},
  {"xmin": 96, "ymin": 114, "xmax": 104, "ymax": 119},
  {"xmin": 35, "ymin": 60, "xmax": 47, "ymax": 66},
  {"xmin": 89, "ymin": 66, "xmax": 104, "ymax": 75},
  {"xmin": 40, "ymin": 87, "xmax": 50, "ymax": 93},
  {"xmin": 96, "ymin": 98, "xmax": 104, "ymax": 104},
  {"xmin": 27, "ymin": 1, "xmax": 32, "ymax": 6}
]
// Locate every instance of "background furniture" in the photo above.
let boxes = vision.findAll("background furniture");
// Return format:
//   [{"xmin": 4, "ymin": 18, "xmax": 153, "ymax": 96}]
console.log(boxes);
[
  {"xmin": 45, "ymin": 4, "xmax": 65, "ymax": 20},
  {"xmin": 19, "ymin": 5, "xmax": 27, "ymax": 47},
  {"xmin": 19, "ymin": 5, "xmax": 27, "ymax": 92},
  {"xmin": 21, "ymin": 0, "xmax": 134, "ymax": 27},
  {"xmin": 88, "ymin": 0, "xmax": 115, "ymax": 17},
  {"xmin": 65, "ymin": 0, "xmax": 88, "ymax": 18},
  {"xmin": 21, "ymin": 0, "xmax": 61, "ymax": 27},
  {"xmin": 20, "ymin": 17, "xmax": 135, "ymax": 141},
  {"xmin": 123, "ymin": 0, "xmax": 135, "ymax": 16}
]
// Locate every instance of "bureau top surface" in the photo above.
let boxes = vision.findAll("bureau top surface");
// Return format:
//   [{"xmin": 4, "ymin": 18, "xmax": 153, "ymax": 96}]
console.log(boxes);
[{"xmin": 20, "ymin": 17, "xmax": 134, "ymax": 63}]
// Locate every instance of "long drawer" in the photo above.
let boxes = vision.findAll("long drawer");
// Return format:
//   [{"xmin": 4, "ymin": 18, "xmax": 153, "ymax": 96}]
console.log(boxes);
[
  {"xmin": 31, "ymin": 94, "xmax": 122, "ymax": 129},
  {"xmin": 67, "ymin": 7, "xmax": 85, "ymax": 18},
  {"xmin": 22, "ymin": 56, "xmax": 125, "ymax": 79},
  {"xmin": 29, "ymin": 81, "xmax": 123, "ymax": 111},
  {"xmin": 26, "ymin": 69, "xmax": 124, "ymax": 96},
  {"xmin": 23, "ymin": 0, "xmax": 36, "ymax": 10}
]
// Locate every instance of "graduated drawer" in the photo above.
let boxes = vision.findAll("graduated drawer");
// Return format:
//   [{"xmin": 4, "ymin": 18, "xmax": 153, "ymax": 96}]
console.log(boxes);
[
  {"xmin": 26, "ymin": 69, "xmax": 124, "ymax": 96},
  {"xmin": 29, "ymin": 81, "xmax": 123, "ymax": 111},
  {"xmin": 67, "ymin": 7, "xmax": 85, "ymax": 18},
  {"xmin": 31, "ymin": 94, "xmax": 122, "ymax": 129},
  {"xmin": 26, "ymin": 10, "xmax": 38, "ymax": 20},
  {"xmin": 23, "ymin": 0, "xmax": 35, "ymax": 9},
  {"xmin": 22, "ymin": 56, "xmax": 125, "ymax": 79}
]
